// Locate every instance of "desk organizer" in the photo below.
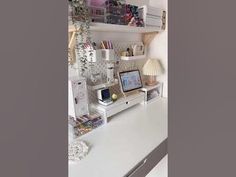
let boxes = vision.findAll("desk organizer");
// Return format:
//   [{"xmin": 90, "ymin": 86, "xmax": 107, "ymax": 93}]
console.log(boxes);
[
  {"xmin": 86, "ymin": 49, "xmax": 116, "ymax": 62},
  {"xmin": 68, "ymin": 113, "xmax": 104, "ymax": 137},
  {"xmin": 104, "ymin": 0, "xmax": 126, "ymax": 25},
  {"xmin": 101, "ymin": 49, "xmax": 116, "ymax": 61},
  {"xmin": 106, "ymin": 14, "xmax": 126, "ymax": 25},
  {"xmin": 86, "ymin": 49, "xmax": 102, "ymax": 63},
  {"xmin": 86, "ymin": 0, "xmax": 126, "ymax": 25},
  {"xmin": 88, "ymin": 6, "xmax": 106, "ymax": 23},
  {"xmin": 115, "ymin": 41, "xmax": 146, "ymax": 61}
]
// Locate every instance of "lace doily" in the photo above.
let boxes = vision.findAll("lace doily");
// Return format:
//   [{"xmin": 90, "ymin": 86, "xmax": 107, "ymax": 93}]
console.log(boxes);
[{"xmin": 68, "ymin": 139, "xmax": 89, "ymax": 161}]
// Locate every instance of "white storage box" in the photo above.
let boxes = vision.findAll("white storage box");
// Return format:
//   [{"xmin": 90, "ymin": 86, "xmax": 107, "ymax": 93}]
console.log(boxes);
[{"xmin": 86, "ymin": 49, "xmax": 102, "ymax": 62}]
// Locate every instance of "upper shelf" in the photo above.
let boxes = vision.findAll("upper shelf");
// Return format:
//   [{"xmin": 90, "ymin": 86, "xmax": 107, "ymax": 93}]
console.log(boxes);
[{"xmin": 68, "ymin": 22, "xmax": 162, "ymax": 34}]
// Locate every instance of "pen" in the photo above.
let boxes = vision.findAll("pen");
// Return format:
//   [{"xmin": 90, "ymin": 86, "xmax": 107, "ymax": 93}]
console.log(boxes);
[
  {"xmin": 110, "ymin": 41, "xmax": 113, "ymax": 49},
  {"xmin": 108, "ymin": 41, "xmax": 111, "ymax": 49},
  {"xmin": 101, "ymin": 41, "xmax": 106, "ymax": 49}
]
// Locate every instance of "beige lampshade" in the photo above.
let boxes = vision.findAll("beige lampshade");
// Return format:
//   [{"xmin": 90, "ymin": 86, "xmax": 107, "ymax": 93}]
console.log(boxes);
[{"xmin": 143, "ymin": 59, "xmax": 162, "ymax": 76}]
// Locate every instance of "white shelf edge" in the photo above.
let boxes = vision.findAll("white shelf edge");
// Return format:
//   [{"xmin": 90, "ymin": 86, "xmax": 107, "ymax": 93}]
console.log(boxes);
[
  {"xmin": 120, "ymin": 55, "xmax": 146, "ymax": 61},
  {"xmin": 69, "ymin": 22, "xmax": 162, "ymax": 33}
]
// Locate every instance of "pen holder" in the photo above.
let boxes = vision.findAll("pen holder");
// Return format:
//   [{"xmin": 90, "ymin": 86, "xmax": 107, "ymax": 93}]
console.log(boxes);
[
  {"xmin": 101, "ymin": 49, "xmax": 116, "ymax": 61},
  {"xmin": 86, "ymin": 49, "xmax": 102, "ymax": 63}
]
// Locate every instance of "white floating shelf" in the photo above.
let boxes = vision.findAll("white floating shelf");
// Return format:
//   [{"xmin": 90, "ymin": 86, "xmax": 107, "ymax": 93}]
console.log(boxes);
[
  {"xmin": 69, "ymin": 22, "xmax": 162, "ymax": 34},
  {"xmin": 88, "ymin": 79, "xmax": 119, "ymax": 90},
  {"xmin": 120, "ymin": 55, "xmax": 146, "ymax": 61}
]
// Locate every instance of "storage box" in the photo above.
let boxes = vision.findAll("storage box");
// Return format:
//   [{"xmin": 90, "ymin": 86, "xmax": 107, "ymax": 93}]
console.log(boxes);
[
  {"xmin": 104, "ymin": 0, "xmax": 126, "ymax": 25},
  {"xmin": 68, "ymin": 113, "xmax": 104, "ymax": 137},
  {"xmin": 106, "ymin": 14, "xmax": 126, "ymax": 25},
  {"xmin": 88, "ymin": 6, "xmax": 106, "ymax": 23},
  {"xmin": 138, "ymin": 5, "xmax": 166, "ymax": 29},
  {"xmin": 87, "ymin": 0, "xmax": 126, "ymax": 25}
]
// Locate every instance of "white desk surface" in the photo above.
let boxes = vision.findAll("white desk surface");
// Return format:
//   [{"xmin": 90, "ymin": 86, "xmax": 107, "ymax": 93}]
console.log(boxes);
[{"xmin": 69, "ymin": 98, "xmax": 168, "ymax": 177}]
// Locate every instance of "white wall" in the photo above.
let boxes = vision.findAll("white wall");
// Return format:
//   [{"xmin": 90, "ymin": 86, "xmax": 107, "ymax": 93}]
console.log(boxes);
[{"xmin": 148, "ymin": 0, "xmax": 168, "ymax": 97}]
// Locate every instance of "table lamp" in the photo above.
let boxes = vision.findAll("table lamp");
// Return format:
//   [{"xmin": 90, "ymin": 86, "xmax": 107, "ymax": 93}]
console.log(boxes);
[{"xmin": 142, "ymin": 59, "xmax": 162, "ymax": 86}]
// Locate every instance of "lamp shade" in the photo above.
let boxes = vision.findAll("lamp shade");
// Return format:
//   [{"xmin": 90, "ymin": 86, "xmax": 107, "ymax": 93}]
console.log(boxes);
[{"xmin": 142, "ymin": 59, "xmax": 162, "ymax": 76}]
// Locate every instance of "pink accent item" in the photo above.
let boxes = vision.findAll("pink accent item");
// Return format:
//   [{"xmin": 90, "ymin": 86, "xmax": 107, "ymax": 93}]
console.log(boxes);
[{"xmin": 87, "ymin": 0, "xmax": 105, "ymax": 7}]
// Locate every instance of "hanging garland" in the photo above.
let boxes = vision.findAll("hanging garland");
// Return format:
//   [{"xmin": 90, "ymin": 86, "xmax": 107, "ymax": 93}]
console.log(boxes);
[{"xmin": 68, "ymin": 0, "xmax": 92, "ymax": 76}]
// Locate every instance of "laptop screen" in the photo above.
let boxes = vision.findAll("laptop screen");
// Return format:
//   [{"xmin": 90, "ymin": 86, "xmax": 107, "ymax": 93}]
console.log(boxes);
[{"xmin": 119, "ymin": 70, "xmax": 143, "ymax": 92}]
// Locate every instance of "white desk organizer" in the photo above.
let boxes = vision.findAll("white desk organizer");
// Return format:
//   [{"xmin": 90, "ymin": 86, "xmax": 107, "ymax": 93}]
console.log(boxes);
[
  {"xmin": 85, "ymin": 49, "xmax": 116, "ymax": 62},
  {"xmin": 86, "ymin": 49, "xmax": 102, "ymax": 63},
  {"xmin": 91, "ymin": 92, "xmax": 145, "ymax": 122},
  {"xmin": 101, "ymin": 49, "xmax": 116, "ymax": 61}
]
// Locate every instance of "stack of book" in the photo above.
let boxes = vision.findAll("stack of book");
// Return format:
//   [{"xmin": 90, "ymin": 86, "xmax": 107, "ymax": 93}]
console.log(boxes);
[{"xmin": 138, "ymin": 5, "xmax": 166, "ymax": 30}]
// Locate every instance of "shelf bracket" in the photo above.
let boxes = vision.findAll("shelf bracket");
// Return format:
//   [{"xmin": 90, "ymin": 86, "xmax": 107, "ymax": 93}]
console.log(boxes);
[
  {"xmin": 142, "ymin": 32, "xmax": 158, "ymax": 46},
  {"xmin": 68, "ymin": 31, "xmax": 76, "ymax": 65},
  {"xmin": 68, "ymin": 31, "xmax": 76, "ymax": 49}
]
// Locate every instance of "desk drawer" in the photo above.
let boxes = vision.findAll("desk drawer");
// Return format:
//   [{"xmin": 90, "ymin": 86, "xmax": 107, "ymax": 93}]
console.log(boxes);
[
  {"xmin": 125, "ymin": 139, "xmax": 167, "ymax": 177},
  {"xmin": 106, "ymin": 95, "xmax": 144, "ymax": 117}
]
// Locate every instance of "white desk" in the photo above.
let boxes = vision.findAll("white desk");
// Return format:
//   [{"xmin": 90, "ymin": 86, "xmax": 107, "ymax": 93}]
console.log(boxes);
[
  {"xmin": 69, "ymin": 98, "xmax": 167, "ymax": 177},
  {"xmin": 146, "ymin": 155, "xmax": 168, "ymax": 177}
]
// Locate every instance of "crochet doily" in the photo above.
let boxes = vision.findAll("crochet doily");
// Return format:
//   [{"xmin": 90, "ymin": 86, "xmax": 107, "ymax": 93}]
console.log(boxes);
[{"xmin": 68, "ymin": 139, "xmax": 89, "ymax": 161}]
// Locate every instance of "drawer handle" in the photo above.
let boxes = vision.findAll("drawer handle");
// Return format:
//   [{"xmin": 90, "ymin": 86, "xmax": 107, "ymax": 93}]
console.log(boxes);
[
  {"xmin": 126, "ymin": 102, "xmax": 129, "ymax": 104},
  {"xmin": 127, "ymin": 159, "xmax": 147, "ymax": 177}
]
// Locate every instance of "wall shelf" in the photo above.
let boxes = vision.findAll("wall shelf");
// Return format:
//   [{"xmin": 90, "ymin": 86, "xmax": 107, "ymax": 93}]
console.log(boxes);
[
  {"xmin": 68, "ymin": 23, "xmax": 160, "ymax": 63},
  {"xmin": 120, "ymin": 55, "xmax": 146, "ymax": 61},
  {"xmin": 68, "ymin": 22, "xmax": 162, "ymax": 34},
  {"xmin": 88, "ymin": 79, "xmax": 119, "ymax": 90}
]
